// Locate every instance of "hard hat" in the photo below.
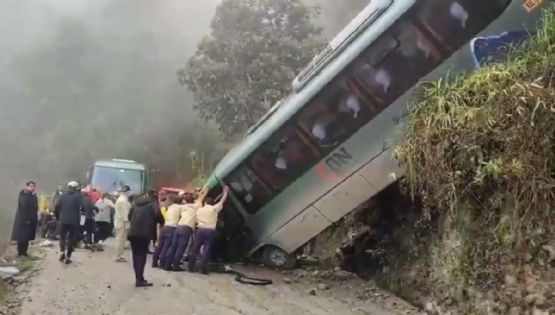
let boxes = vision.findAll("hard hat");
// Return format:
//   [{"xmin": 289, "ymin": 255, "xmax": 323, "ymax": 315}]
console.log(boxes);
[{"xmin": 67, "ymin": 181, "xmax": 79, "ymax": 188}]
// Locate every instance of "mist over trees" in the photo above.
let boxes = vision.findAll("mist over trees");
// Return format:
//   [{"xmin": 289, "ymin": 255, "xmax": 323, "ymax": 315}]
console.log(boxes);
[
  {"xmin": 0, "ymin": 0, "xmax": 370, "ymax": 237},
  {"xmin": 179, "ymin": 0, "xmax": 324, "ymax": 136},
  {"xmin": 180, "ymin": 0, "xmax": 370, "ymax": 137},
  {"xmin": 308, "ymin": 0, "xmax": 370, "ymax": 39},
  {"xmin": 0, "ymin": 0, "xmax": 224, "ymax": 235}
]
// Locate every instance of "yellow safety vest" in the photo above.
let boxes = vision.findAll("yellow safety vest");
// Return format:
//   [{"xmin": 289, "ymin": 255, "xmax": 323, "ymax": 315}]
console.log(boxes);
[{"xmin": 38, "ymin": 194, "xmax": 51, "ymax": 213}]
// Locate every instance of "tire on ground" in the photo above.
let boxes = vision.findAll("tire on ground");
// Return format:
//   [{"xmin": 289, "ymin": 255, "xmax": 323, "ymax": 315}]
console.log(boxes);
[{"xmin": 262, "ymin": 245, "xmax": 297, "ymax": 269}]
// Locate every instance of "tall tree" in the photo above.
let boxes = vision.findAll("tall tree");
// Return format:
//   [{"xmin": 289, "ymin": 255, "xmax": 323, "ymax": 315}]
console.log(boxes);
[{"xmin": 178, "ymin": 0, "xmax": 323, "ymax": 137}]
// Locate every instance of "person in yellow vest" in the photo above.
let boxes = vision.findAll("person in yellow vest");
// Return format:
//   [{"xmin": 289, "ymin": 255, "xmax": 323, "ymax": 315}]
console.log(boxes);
[
  {"xmin": 188, "ymin": 186, "xmax": 230, "ymax": 274},
  {"xmin": 165, "ymin": 189, "xmax": 207, "ymax": 271},
  {"xmin": 154, "ymin": 195, "xmax": 181, "ymax": 269},
  {"xmin": 38, "ymin": 194, "xmax": 51, "ymax": 214},
  {"xmin": 160, "ymin": 203, "xmax": 168, "ymax": 219}
]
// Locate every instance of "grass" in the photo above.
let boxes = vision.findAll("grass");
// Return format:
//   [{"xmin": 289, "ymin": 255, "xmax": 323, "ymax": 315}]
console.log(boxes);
[
  {"xmin": 0, "ymin": 280, "xmax": 8, "ymax": 304},
  {"xmin": 392, "ymin": 4, "xmax": 555, "ymax": 313},
  {"xmin": 2, "ymin": 245, "xmax": 46, "ymax": 273},
  {"xmin": 0, "ymin": 244, "xmax": 46, "ymax": 308}
]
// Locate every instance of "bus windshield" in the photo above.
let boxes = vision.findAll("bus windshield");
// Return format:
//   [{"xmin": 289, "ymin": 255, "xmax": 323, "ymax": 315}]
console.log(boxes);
[{"xmin": 91, "ymin": 166, "xmax": 144, "ymax": 194}]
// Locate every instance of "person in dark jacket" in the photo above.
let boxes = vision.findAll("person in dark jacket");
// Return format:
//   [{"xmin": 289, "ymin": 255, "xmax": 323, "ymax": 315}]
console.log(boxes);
[
  {"xmin": 11, "ymin": 181, "xmax": 39, "ymax": 257},
  {"xmin": 146, "ymin": 189, "xmax": 162, "ymax": 253},
  {"xmin": 81, "ymin": 192, "xmax": 98, "ymax": 252},
  {"xmin": 128, "ymin": 191, "xmax": 162, "ymax": 287},
  {"xmin": 54, "ymin": 181, "xmax": 83, "ymax": 264}
]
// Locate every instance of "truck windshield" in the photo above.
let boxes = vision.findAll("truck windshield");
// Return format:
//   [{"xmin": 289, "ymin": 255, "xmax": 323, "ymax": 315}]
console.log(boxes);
[{"xmin": 91, "ymin": 166, "xmax": 144, "ymax": 194}]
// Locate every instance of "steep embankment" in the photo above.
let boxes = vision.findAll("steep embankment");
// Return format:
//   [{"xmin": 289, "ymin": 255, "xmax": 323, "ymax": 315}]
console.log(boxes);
[
  {"xmin": 390, "ymin": 6, "xmax": 555, "ymax": 314},
  {"xmin": 306, "ymin": 5, "xmax": 554, "ymax": 315}
]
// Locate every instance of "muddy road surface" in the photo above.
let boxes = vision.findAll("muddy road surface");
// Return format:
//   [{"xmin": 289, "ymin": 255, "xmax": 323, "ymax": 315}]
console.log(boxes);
[{"xmin": 17, "ymin": 240, "xmax": 420, "ymax": 315}]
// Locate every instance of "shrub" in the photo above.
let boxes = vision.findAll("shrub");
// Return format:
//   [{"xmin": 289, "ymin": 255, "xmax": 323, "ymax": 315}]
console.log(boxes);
[{"xmin": 396, "ymin": 4, "xmax": 555, "ymax": 312}]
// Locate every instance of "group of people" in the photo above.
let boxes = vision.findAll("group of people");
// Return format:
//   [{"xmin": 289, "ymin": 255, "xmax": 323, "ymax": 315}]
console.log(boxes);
[
  {"xmin": 124, "ymin": 185, "xmax": 230, "ymax": 287},
  {"xmin": 11, "ymin": 179, "xmax": 232, "ymax": 288},
  {"xmin": 54, "ymin": 181, "xmax": 118, "ymax": 263}
]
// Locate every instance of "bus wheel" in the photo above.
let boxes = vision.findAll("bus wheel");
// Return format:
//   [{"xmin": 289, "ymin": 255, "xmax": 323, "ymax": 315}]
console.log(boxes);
[{"xmin": 262, "ymin": 246, "xmax": 297, "ymax": 269}]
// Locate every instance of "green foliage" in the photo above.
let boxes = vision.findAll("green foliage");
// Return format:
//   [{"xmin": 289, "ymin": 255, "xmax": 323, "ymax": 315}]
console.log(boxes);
[
  {"xmin": 178, "ymin": 0, "xmax": 324, "ymax": 136},
  {"xmin": 397, "ymin": 12, "xmax": 555, "ymax": 219},
  {"xmin": 0, "ymin": 280, "xmax": 8, "ymax": 304},
  {"xmin": 395, "ymin": 5, "xmax": 555, "ymax": 312}
]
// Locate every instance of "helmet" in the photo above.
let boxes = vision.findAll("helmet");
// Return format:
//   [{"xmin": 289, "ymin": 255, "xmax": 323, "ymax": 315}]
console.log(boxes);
[{"xmin": 67, "ymin": 181, "xmax": 80, "ymax": 189}]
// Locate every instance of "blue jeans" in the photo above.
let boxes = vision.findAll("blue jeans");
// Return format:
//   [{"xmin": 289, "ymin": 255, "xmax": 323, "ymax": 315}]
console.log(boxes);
[
  {"xmin": 168, "ymin": 225, "xmax": 193, "ymax": 267},
  {"xmin": 188, "ymin": 228, "xmax": 216, "ymax": 272},
  {"xmin": 154, "ymin": 226, "xmax": 175, "ymax": 267}
]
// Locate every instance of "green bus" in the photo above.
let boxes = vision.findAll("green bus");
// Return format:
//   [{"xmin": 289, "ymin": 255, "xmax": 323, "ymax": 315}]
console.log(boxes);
[
  {"xmin": 206, "ymin": 0, "xmax": 548, "ymax": 267},
  {"xmin": 87, "ymin": 159, "xmax": 150, "ymax": 195}
]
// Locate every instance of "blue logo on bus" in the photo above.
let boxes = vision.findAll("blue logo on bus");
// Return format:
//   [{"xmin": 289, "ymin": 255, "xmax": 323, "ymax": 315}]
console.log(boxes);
[{"xmin": 470, "ymin": 30, "xmax": 534, "ymax": 68}]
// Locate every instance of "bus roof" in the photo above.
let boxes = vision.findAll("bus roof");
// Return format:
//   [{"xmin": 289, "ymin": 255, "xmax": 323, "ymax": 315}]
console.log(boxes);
[
  {"xmin": 94, "ymin": 159, "xmax": 146, "ymax": 171},
  {"xmin": 211, "ymin": 0, "xmax": 408, "ymax": 180}
]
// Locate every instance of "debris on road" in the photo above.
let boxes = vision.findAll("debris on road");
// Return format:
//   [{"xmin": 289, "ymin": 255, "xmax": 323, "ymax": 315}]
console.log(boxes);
[
  {"xmin": 318, "ymin": 283, "xmax": 330, "ymax": 291},
  {"xmin": 39, "ymin": 240, "xmax": 55, "ymax": 248},
  {"xmin": 0, "ymin": 266, "xmax": 19, "ymax": 279}
]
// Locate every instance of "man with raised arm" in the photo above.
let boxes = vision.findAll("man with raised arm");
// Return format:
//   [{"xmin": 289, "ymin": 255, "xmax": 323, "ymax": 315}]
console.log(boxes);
[{"xmin": 188, "ymin": 186, "xmax": 230, "ymax": 274}]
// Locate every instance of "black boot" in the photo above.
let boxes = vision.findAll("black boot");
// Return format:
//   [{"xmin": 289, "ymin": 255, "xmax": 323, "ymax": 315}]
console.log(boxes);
[
  {"xmin": 135, "ymin": 280, "xmax": 153, "ymax": 287},
  {"xmin": 59, "ymin": 253, "xmax": 66, "ymax": 262}
]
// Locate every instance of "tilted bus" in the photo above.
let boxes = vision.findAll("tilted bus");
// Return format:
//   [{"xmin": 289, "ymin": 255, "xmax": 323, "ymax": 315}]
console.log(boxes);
[{"xmin": 205, "ymin": 0, "xmax": 548, "ymax": 267}]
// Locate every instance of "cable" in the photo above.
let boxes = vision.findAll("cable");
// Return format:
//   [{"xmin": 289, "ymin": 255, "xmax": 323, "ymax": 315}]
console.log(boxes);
[{"xmin": 209, "ymin": 263, "xmax": 273, "ymax": 286}]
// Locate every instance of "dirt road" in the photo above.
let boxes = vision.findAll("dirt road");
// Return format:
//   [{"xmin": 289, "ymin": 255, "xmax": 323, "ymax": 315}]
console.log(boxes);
[{"xmin": 17, "ymin": 240, "xmax": 420, "ymax": 315}]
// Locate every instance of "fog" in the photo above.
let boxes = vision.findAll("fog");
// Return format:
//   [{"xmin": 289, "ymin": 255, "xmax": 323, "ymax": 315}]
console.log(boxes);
[
  {"xmin": 0, "ymin": 0, "xmax": 369, "ymax": 238},
  {"xmin": 0, "ymin": 0, "xmax": 222, "ymax": 237}
]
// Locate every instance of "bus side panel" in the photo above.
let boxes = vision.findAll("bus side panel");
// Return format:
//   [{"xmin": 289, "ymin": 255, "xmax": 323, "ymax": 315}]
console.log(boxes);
[
  {"xmin": 358, "ymin": 148, "xmax": 404, "ymax": 193},
  {"xmin": 244, "ymin": 0, "xmax": 548, "ymax": 256},
  {"xmin": 314, "ymin": 173, "xmax": 377, "ymax": 223},
  {"xmin": 266, "ymin": 206, "xmax": 331, "ymax": 254}
]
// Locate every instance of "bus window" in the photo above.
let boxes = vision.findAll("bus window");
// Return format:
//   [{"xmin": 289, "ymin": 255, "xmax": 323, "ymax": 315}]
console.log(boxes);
[
  {"xmin": 226, "ymin": 166, "xmax": 272, "ymax": 215},
  {"xmin": 251, "ymin": 125, "xmax": 317, "ymax": 191},
  {"xmin": 418, "ymin": 0, "xmax": 510, "ymax": 50},
  {"xmin": 353, "ymin": 22, "xmax": 441, "ymax": 103},
  {"xmin": 297, "ymin": 77, "xmax": 378, "ymax": 152}
]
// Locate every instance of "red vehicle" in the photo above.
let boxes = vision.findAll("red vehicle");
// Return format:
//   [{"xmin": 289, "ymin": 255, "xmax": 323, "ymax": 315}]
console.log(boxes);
[{"xmin": 158, "ymin": 187, "xmax": 186, "ymax": 200}]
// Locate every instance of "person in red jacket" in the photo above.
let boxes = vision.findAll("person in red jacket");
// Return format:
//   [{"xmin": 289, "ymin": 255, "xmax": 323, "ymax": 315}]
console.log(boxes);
[{"xmin": 84, "ymin": 185, "xmax": 101, "ymax": 203}]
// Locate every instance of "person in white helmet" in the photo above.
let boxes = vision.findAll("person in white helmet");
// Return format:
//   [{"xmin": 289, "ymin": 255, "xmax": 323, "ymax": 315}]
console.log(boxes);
[{"xmin": 54, "ymin": 181, "xmax": 83, "ymax": 264}]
